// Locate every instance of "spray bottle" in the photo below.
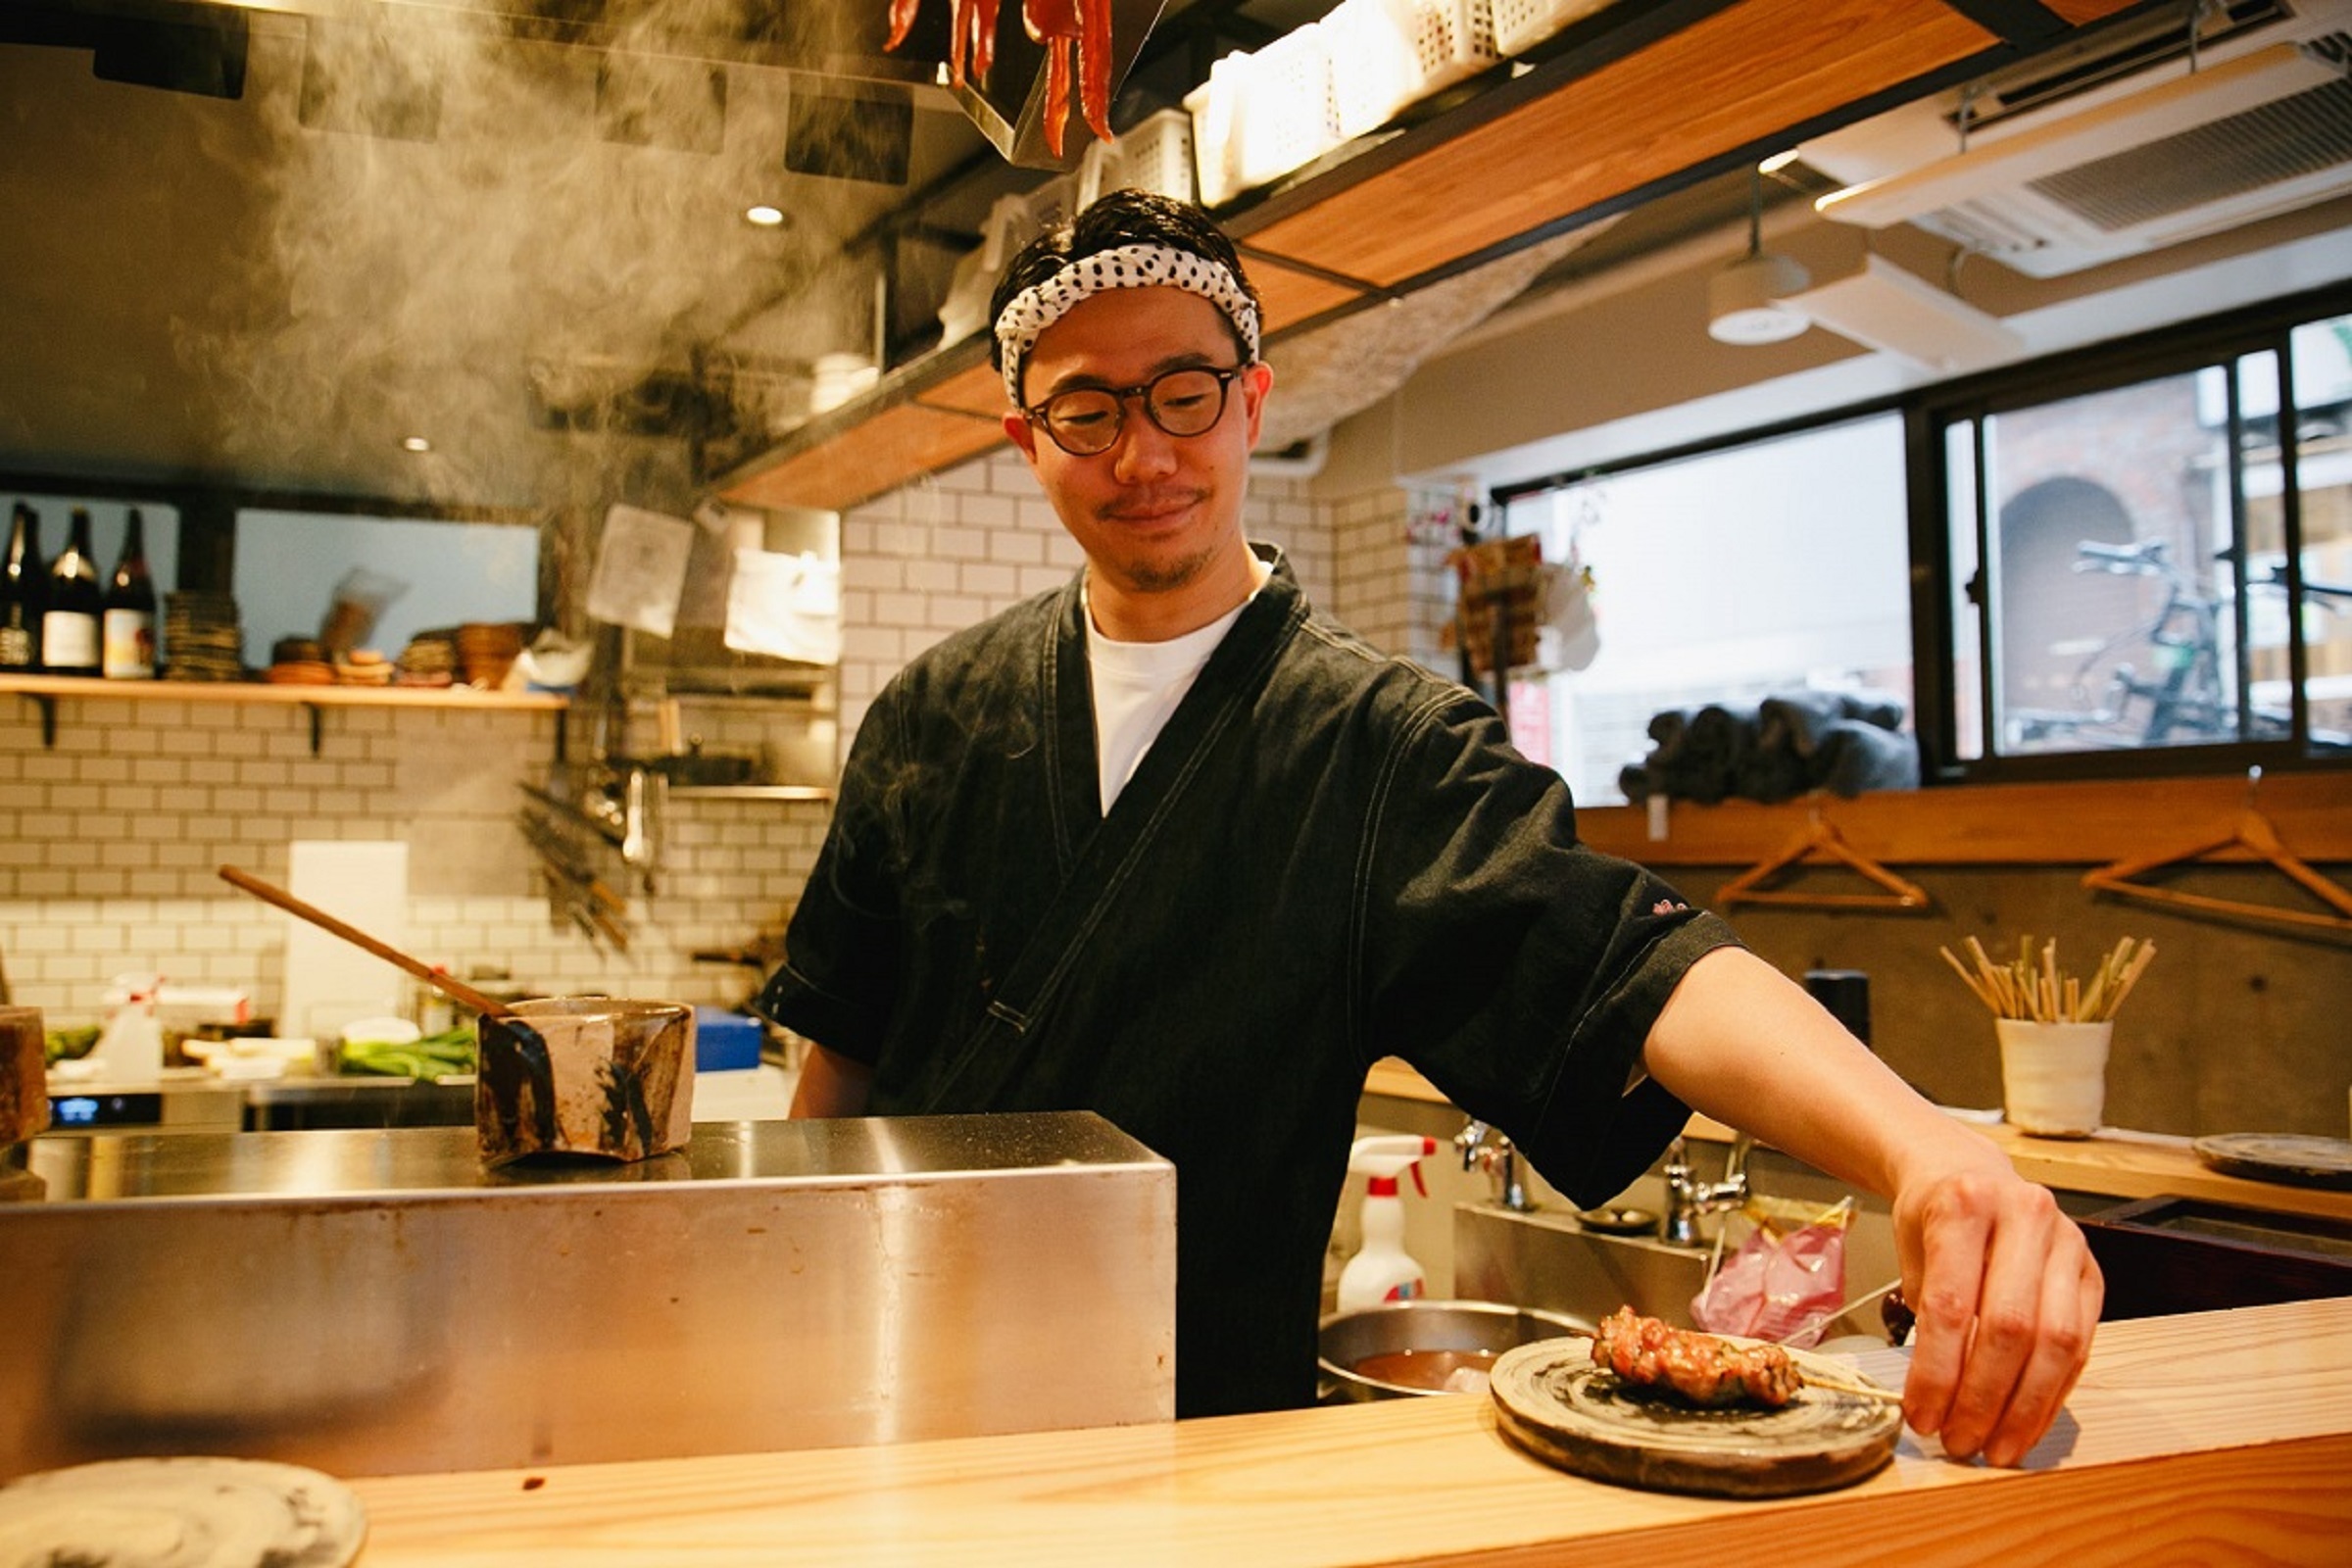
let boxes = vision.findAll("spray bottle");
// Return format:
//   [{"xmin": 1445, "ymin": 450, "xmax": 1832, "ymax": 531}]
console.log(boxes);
[
  {"xmin": 88, "ymin": 971, "xmax": 167, "ymax": 1082},
  {"xmin": 1336, "ymin": 1134, "xmax": 1438, "ymax": 1312}
]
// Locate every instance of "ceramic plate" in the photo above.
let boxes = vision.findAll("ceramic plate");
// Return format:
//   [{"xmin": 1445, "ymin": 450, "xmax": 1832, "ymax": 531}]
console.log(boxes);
[
  {"xmin": 2192, "ymin": 1133, "xmax": 2352, "ymax": 1190},
  {"xmin": 1490, "ymin": 1335, "xmax": 1902, "ymax": 1498},
  {"xmin": 0, "ymin": 1456, "xmax": 365, "ymax": 1568}
]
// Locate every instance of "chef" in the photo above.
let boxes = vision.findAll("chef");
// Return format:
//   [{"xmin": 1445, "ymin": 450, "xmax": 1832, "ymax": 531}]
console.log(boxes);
[{"xmin": 757, "ymin": 189, "xmax": 2100, "ymax": 1465}]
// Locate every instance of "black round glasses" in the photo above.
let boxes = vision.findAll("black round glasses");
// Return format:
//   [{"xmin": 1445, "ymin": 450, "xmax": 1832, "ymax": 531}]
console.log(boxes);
[{"xmin": 1022, "ymin": 365, "xmax": 1248, "ymax": 457}]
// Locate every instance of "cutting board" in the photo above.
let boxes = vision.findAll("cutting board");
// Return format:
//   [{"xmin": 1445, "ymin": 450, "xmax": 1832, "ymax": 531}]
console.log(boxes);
[
  {"xmin": 1489, "ymin": 1335, "xmax": 1901, "ymax": 1498},
  {"xmin": 278, "ymin": 841, "xmax": 410, "ymax": 1042}
]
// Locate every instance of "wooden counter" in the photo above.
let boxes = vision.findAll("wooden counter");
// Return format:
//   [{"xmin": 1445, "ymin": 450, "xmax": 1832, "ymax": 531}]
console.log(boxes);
[
  {"xmin": 344, "ymin": 1298, "xmax": 2352, "ymax": 1566},
  {"xmin": 1362, "ymin": 1059, "xmax": 2352, "ymax": 1223}
]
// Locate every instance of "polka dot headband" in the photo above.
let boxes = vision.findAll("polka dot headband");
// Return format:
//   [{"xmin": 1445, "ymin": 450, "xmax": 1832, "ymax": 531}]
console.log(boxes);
[{"xmin": 995, "ymin": 243, "xmax": 1261, "ymax": 407}]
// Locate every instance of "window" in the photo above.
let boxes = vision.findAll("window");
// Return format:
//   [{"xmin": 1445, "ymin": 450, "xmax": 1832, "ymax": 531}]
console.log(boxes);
[
  {"xmin": 1503, "ymin": 415, "xmax": 1914, "ymax": 808},
  {"xmin": 233, "ymin": 510, "xmax": 538, "ymax": 669},
  {"xmin": 1936, "ymin": 305, "xmax": 2352, "ymax": 775}
]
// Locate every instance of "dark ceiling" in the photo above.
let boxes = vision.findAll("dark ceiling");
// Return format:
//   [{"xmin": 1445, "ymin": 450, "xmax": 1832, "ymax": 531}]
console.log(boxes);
[{"xmin": 0, "ymin": 0, "xmax": 1341, "ymax": 510}]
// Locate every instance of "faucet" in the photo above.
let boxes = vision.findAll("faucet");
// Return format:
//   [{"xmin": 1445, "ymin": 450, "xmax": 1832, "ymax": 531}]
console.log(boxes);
[
  {"xmin": 1659, "ymin": 1133, "xmax": 1752, "ymax": 1247},
  {"xmin": 1454, "ymin": 1120, "xmax": 1532, "ymax": 1212}
]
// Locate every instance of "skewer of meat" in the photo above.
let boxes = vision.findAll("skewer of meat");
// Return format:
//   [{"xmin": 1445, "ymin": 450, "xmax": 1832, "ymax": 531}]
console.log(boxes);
[{"xmin": 1583, "ymin": 1306, "xmax": 1900, "ymax": 1408}]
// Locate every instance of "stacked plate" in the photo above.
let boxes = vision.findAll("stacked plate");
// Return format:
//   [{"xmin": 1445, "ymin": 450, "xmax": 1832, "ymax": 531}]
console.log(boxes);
[
  {"xmin": 161, "ymin": 591, "xmax": 245, "ymax": 681},
  {"xmin": 393, "ymin": 632, "xmax": 456, "ymax": 687},
  {"xmin": 457, "ymin": 621, "xmax": 524, "ymax": 689}
]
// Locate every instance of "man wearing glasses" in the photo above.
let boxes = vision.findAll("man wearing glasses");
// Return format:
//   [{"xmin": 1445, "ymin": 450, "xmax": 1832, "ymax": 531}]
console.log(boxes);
[{"xmin": 760, "ymin": 191, "xmax": 2100, "ymax": 1464}]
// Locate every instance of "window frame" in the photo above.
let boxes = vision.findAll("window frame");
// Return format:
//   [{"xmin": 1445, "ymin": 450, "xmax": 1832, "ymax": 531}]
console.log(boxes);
[
  {"xmin": 1908, "ymin": 278, "xmax": 2348, "ymax": 786},
  {"xmin": 1494, "ymin": 275, "xmax": 2352, "ymax": 795}
]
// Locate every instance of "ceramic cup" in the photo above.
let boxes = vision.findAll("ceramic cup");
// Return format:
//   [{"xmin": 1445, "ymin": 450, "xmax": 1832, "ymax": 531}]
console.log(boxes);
[
  {"xmin": 474, "ymin": 998, "xmax": 695, "ymax": 1165},
  {"xmin": 0, "ymin": 1005, "xmax": 47, "ymax": 1147},
  {"xmin": 1995, "ymin": 1018, "xmax": 2112, "ymax": 1139}
]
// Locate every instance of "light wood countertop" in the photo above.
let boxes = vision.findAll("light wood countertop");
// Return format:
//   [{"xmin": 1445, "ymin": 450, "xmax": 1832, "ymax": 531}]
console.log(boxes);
[
  {"xmin": 345, "ymin": 1298, "xmax": 2352, "ymax": 1566},
  {"xmin": 1362, "ymin": 1059, "xmax": 2352, "ymax": 1223}
]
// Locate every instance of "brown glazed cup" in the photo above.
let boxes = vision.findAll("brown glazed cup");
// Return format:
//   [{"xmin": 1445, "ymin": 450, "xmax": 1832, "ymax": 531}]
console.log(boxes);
[
  {"xmin": 1, "ymin": 1005, "xmax": 49, "ymax": 1147},
  {"xmin": 474, "ymin": 999, "xmax": 695, "ymax": 1165}
]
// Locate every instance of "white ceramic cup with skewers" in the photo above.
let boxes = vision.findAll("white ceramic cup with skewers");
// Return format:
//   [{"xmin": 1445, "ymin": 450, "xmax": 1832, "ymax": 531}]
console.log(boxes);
[{"xmin": 1995, "ymin": 1017, "xmax": 2111, "ymax": 1137}]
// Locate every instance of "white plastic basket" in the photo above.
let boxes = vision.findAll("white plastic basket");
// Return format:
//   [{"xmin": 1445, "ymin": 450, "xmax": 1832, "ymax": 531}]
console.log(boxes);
[
  {"xmin": 1325, "ymin": 0, "xmax": 1500, "ymax": 137},
  {"xmin": 1404, "ymin": 0, "xmax": 1500, "ymax": 94},
  {"xmin": 1077, "ymin": 107, "xmax": 1197, "ymax": 207},
  {"xmin": 1323, "ymin": 0, "xmax": 1420, "ymax": 140},
  {"xmin": 935, "ymin": 191, "xmax": 1034, "ymax": 345},
  {"xmin": 1491, "ymin": 0, "xmax": 1615, "ymax": 59},
  {"xmin": 1185, "ymin": 28, "xmax": 1341, "ymax": 208}
]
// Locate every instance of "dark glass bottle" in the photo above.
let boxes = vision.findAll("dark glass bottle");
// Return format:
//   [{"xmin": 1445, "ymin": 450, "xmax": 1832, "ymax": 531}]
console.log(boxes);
[
  {"xmin": 103, "ymin": 507, "xmax": 158, "ymax": 680},
  {"xmin": 41, "ymin": 507, "xmax": 104, "ymax": 677},
  {"xmin": 0, "ymin": 503, "xmax": 42, "ymax": 672}
]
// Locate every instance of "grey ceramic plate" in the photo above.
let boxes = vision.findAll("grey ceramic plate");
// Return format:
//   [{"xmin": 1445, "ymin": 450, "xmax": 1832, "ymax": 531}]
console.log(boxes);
[
  {"xmin": 1490, "ymin": 1336, "xmax": 1902, "ymax": 1498},
  {"xmin": 0, "ymin": 1456, "xmax": 366, "ymax": 1568},
  {"xmin": 2193, "ymin": 1133, "xmax": 2352, "ymax": 1190}
]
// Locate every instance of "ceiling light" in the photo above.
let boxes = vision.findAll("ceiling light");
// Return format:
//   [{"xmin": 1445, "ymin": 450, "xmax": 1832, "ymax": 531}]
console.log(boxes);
[
  {"xmin": 1708, "ymin": 253, "xmax": 1813, "ymax": 344},
  {"xmin": 1707, "ymin": 167, "xmax": 1811, "ymax": 346},
  {"xmin": 746, "ymin": 204, "xmax": 786, "ymax": 227},
  {"xmin": 401, "ymin": 435, "xmax": 431, "ymax": 453}
]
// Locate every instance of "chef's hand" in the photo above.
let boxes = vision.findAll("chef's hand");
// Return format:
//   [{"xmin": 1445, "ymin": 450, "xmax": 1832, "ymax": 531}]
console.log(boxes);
[{"xmin": 1888, "ymin": 1148, "xmax": 2102, "ymax": 1466}]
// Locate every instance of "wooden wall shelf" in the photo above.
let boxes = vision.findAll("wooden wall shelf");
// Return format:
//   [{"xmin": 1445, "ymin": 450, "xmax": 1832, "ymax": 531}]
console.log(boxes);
[
  {"xmin": 2, "ymin": 673, "xmax": 564, "ymax": 755},
  {"xmin": 710, "ymin": 0, "xmax": 2138, "ymax": 513},
  {"xmin": 1572, "ymin": 774, "xmax": 2352, "ymax": 868}
]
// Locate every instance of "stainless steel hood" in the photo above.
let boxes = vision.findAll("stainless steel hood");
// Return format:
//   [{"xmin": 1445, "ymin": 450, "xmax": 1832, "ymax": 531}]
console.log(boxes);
[{"xmin": 2, "ymin": 1112, "xmax": 1177, "ymax": 1477}]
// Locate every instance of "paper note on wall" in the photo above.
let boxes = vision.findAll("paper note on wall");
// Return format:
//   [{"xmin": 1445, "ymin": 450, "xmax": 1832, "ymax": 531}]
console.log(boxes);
[
  {"xmin": 724, "ymin": 549, "xmax": 842, "ymax": 665},
  {"xmin": 586, "ymin": 504, "xmax": 697, "ymax": 638},
  {"xmin": 279, "ymin": 841, "xmax": 410, "ymax": 1043}
]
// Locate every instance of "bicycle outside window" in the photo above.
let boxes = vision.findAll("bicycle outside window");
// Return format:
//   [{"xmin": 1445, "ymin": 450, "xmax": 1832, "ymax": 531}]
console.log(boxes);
[{"xmin": 1919, "ymin": 294, "xmax": 2352, "ymax": 784}]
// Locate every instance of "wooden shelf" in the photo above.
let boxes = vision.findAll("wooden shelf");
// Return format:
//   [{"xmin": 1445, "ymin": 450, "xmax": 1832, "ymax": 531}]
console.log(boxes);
[
  {"xmin": 1572, "ymin": 774, "xmax": 2352, "ymax": 868},
  {"xmin": 2, "ymin": 673, "xmax": 565, "ymax": 754},
  {"xmin": 710, "ymin": 0, "xmax": 2139, "ymax": 513}
]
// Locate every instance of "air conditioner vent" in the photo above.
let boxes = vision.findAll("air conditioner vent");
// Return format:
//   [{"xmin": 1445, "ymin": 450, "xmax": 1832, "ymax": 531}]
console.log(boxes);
[
  {"xmin": 1957, "ymin": 0, "xmax": 2292, "ymax": 126},
  {"xmin": 2030, "ymin": 69, "xmax": 2352, "ymax": 232}
]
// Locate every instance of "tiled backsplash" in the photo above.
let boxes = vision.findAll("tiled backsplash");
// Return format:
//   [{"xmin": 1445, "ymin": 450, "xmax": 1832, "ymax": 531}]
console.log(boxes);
[{"xmin": 0, "ymin": 449, "xmax": 1368, "ymax": 1030}]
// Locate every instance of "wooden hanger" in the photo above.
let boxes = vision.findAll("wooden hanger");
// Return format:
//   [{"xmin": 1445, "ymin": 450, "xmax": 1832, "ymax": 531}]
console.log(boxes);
[
  {"xmin": 2081, "ymin": 771, "xmax": 2352, "ymax": 934},
  {"xmin": 1717, "ymin": 809, "xmax": 1932, "ymax": 912}
]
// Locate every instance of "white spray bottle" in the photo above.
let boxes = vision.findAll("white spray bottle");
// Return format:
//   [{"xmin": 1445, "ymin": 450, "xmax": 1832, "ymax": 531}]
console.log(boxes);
[{"xmin": 1336, "ymin": 1134, "xmax": 1438, "ymax": 1312}]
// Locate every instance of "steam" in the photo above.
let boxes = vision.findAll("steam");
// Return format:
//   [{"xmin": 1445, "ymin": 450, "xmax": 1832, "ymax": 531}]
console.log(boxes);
[{"xmin": 175, "ymin": 3, "xmax": 892, "ymax": 510}]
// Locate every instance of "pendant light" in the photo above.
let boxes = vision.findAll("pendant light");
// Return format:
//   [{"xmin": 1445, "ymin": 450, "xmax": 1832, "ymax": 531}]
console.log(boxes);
[{"xmin": 1707, "ymin": 165, "xmax": 1811, "ymax": 345}]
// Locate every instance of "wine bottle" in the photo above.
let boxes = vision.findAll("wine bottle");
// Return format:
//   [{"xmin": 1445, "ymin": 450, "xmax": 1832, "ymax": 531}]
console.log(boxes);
[
  {"xmin": 41, "ymin": 507, "xmax": 103, "ymax": 677},
  {"xmin": 103, "ymin": 507, "xmax": 158, "ymax": 680},
  {"xmin": 0, "ymin": 503, "xmax": 42, "ymax": 672}
]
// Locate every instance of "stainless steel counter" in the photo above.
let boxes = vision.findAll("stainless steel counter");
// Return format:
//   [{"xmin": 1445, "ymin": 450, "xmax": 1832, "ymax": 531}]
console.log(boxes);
[{"xmin": 1, "ymin": 1113, "xmax": 1176, "ymax": 1479}]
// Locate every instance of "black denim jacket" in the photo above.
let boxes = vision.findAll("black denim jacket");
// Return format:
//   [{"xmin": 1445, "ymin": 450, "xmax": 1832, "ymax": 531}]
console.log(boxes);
[{"xmin": 759, "ymin": 546, "xmax": 1739, "ymax": 1417}]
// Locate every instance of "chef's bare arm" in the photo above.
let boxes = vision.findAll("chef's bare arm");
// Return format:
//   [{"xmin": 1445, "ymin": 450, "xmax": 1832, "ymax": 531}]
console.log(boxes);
[
  {"xmin": 1642, "ymin": 945, "xmax": 2102, "ymax": 1469},
  {"xmin": 791, "ymin": 1042, "xmax": 875, "ymax": 1118}
]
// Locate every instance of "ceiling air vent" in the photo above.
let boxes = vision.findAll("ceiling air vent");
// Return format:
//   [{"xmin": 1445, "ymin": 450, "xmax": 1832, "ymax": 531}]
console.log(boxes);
[{"xmin": 1802, "ymin": 0, "xmax": 2352, "ymax": 277}]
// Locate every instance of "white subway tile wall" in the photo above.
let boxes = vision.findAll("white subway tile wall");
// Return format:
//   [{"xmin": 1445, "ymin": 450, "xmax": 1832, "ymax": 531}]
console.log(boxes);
[{"xmin": 0, "ymin": 448, "xmax": 1390, "ymax": 1031}]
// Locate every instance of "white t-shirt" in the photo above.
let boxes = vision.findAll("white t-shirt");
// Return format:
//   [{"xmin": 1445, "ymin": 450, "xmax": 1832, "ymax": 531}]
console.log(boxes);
[{"xmin": 1087, "ymin": 595, "xmax": 1250, "ymax": 813}]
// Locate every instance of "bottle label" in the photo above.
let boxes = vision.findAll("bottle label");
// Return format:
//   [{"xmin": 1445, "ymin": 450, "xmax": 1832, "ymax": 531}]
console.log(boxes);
[
  {"xmin": 41, "ymin": 611, "xmax": 98, "ymax": 671},
  {"xmin": 0, "ymin": 621, "xmax": 31, "ymax": 668},
  {"xmin": 103, "ymin": 609, "xmax": 157, "ymax": 679}
]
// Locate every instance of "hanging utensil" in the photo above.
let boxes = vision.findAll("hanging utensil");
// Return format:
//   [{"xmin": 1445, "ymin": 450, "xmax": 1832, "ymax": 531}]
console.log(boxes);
[{"xmin": 217, "ymin": 865, "xmax": 515, "ymax": 1019}]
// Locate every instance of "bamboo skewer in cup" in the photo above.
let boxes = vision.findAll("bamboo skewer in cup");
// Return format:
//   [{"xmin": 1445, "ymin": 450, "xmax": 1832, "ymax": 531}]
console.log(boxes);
[{"xmin": 1939, "ymin": 934, "xmax": 2155, "ymax": 1138}]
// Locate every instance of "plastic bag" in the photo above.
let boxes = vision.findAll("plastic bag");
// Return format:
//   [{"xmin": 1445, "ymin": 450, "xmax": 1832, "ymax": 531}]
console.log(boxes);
[{"xmin": 1689, "ymin": 1196, "xmax": 1851, "ymax": 1348}]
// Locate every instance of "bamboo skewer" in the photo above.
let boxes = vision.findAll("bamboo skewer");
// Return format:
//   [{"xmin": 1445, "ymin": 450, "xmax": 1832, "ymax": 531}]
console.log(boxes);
[{"xmin": 1937, "ymin": 934, "xmax": 2154, "ymax": 1023}]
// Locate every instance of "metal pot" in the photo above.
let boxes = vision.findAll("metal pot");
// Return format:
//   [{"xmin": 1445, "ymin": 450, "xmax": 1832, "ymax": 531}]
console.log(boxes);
[{"xmin": 1317, "ymin": 1299, "xmax": 1592, "ymax": 1401}]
